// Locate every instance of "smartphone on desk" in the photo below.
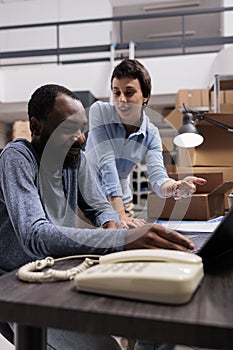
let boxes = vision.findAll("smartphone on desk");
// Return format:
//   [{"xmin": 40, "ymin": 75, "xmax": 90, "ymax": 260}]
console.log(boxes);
[{"xmin": 74, "ymin": 249, "xmax": 204, "ymax": 304}]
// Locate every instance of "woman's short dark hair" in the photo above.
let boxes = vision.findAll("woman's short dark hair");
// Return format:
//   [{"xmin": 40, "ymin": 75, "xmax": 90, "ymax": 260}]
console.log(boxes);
[
  {"xmin": 28, "ymin": 84, "xmax": 80, "ymax": 121},
  {"xmin": 110, "ymin": 59, "xmax": 152, "ymax": 102}
]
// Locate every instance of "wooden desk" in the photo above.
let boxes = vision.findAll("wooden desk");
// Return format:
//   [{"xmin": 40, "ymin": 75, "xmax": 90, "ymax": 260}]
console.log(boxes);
[{"xmin": 0, "ymin": 259, "xmax": 233, "ymax": 350}]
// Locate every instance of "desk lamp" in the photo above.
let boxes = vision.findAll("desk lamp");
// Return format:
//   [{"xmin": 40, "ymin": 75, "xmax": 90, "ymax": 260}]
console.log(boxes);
[{"xmin": 173, "ymin": 107, "xmax": 233, "ymax": 148}]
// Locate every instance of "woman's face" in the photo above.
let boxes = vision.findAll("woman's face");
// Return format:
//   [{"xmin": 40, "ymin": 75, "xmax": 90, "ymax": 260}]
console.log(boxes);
[{"xmin": 112, "ymin": 77, "xmax": 148, "ymax": 126}]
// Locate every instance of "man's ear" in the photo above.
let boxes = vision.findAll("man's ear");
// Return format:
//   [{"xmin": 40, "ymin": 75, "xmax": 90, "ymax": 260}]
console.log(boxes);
[{"xmin": 30, "ymin": 117, "xmax": 41, "ymax": 136}]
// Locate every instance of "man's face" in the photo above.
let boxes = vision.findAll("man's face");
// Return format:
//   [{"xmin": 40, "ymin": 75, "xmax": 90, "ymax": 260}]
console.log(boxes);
[{"xmin": 39, "ymin": 93, "xmax": 87, "ymax": 162}]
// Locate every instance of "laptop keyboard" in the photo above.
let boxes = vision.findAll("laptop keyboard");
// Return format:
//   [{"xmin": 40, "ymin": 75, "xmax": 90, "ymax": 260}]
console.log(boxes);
[{"xmin": 187, "ymin": 234, "xmax": 211, "ymax": 253}]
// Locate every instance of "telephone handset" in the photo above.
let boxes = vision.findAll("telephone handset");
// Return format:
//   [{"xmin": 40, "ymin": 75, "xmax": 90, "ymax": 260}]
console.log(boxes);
[
  {"xmin": 99, "ymin": 249, "xmax": 201, "ymax": 264},
  {"xmin": 74, "ymin": 249, "xmax": 204, "ymax": 304}
]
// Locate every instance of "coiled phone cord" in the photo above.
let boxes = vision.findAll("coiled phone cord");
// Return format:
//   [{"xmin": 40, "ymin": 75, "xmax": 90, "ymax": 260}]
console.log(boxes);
[{"xmin": 17, "ymin": 255, "xmax": 101, "ymax": 283}]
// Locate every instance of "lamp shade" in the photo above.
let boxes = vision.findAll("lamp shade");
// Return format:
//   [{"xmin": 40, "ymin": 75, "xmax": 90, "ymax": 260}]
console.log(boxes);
[{"xmin": 173, "ymin": 112, "xmax": 204, "ymax": 148}]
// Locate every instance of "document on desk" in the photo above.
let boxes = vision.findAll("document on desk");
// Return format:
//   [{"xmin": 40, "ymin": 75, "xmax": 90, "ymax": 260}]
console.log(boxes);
[{"xmin": 156, "ymin": 217, "xmax": 223, "ymax": 235}]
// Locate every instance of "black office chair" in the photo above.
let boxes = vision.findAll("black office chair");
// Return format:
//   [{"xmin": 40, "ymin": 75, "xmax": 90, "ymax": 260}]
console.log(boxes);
[{"xmin": 0, "ymin": 321, "xmax": 14, "ymax": 344}]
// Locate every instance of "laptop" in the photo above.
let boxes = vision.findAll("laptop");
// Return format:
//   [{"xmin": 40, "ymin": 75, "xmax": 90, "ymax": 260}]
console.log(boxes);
[{"xmin": 189, "ymin": 206, "xmax": 233, "ymax": 271}]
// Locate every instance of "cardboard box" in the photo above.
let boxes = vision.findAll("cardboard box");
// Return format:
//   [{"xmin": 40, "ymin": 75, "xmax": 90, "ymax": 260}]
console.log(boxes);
[
  {"xmin": 147, "ymin": 173, "xmax": 233, "ymax": 220},
  {"xmin": 184, "ymin": 113, "xmax": 233, "ymax": 166},
  {"xmin": 165, "ymin": 108, "xmax": 183, "ymax": 131},
  {"xmin": 165, "ymin": 164, "xmax": 177, "ymax": 173},
  {"xmin": 210, "ymin": 90, "xmax": 233, "ymax": 105},
  {"xmin": 220, "ymin": 103, "xmax": 233, "ymax": 113},
  {"xmin": 175, "ymin": 89, "xmax": 196, "ymax": 109},
  {"xmin": 12, "ymin": 121, "xmax": 31, "ymax": 141},
  {"xmin": 0, "ymin": 122, "xmax": 11, "ymax": 149},
  {"xmin": 177, "ymin": 166, "xmax": 233, "ymax": 182},
  {"xmin": 168, "ymin": 172, "xmax": 223, "ymax": 193},
  {"xmin": 165, "ymin": 110, "xmax": 233, "ymax": 167},
  {"xmin": 202, "ymin": 89, "xmax": 209, "ymax": 107},
  {"xmin": 225, "ymin": 90, "xmax": 233, "ymax": 103},
  {"xmin": 210, "ymin": 90, "xmax": 233, "ymax": 113},
  {"xmin": 176, "ymin": 89, "xmax": 209, "ymax": 109},
  {"xmin": 162, "ymin": 137, "xmax": 174, "ymax": 152},
  {"xmin": 177, "ymin": 166, "xmax": 233, "ymax": 209},
  {"xmin": 210, "ymin": 90, "xmax": 225, "ymax": 105}
]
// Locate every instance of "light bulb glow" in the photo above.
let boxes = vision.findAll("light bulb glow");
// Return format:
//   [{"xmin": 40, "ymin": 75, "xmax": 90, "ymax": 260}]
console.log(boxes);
[{"xmin": 173, "ymin": 133, "xmax": 204, "ymax": 148}]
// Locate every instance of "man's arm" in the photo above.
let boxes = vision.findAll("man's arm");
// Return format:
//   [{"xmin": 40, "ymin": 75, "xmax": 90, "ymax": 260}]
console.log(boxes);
[
  {"xmin": 0, "ymin": 147, "xmax": 126, "ymax": 260},
  {"xmin": 0, "ymin": 144, "xmax": 195, "ymax": 276}
]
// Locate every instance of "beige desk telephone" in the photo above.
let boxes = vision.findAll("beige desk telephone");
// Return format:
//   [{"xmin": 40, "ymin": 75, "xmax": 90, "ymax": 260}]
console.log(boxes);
[
  {"xmin": 17, "ymin": 249, "xmax": 204, "ymax": 305},
  {"xmin": 74, "ymin": 249, "xmax": 204, "ymax": 304}
]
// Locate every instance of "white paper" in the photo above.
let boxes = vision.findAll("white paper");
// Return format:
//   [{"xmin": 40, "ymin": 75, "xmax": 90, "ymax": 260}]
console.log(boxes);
[{"xmin": 156, "ymin": 220, "xmax": 221, "ymax": 233}]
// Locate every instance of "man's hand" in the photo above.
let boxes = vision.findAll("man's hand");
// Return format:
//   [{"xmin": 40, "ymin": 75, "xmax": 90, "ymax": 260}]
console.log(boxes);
[{"xmin": 125, "ymin": 223, "xmax": 195, "ymax": 251}]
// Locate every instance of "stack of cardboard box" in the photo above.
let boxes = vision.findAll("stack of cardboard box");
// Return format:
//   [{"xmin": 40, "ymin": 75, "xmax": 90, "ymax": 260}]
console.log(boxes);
[
  {"xmin": 148, "ymin": 89, "xmax": 233, "ymax": 220},
  {"xmin": 148, "ymin": 172, "xmax": 233, "ymax": 220},
  {"xmin": 175, "ymin": 89, "xmax": 209, "ymax": 111},
  {"xmin": 175, "ymin": 88, "xmax": 233, "ymax": 113},
  {"xmin": 210, "ymin": 89, "xmax": 233, "ymax": 113}
]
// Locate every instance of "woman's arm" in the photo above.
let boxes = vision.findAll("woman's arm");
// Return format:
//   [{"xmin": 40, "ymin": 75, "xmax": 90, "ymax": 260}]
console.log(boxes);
[
  {"xmin": 78, "ymin": 153, "xmax": 121, "ymax": 227},
  {"xmin": 145, "ymin": 124, "xmax": 207, "ymax": 199},
  {"xmin": 85, "ymin": 102, "xmax": 123, "ymax": 198},
  {"xmin": 108, "ymin": 195, "xmax": 146, "ymax": 228}
]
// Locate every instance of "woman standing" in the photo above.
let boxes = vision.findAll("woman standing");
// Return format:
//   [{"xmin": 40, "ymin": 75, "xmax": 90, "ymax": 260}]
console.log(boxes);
[{"xmin": 85, "ymin": 59, "xmax": 206, "ymax": 228}]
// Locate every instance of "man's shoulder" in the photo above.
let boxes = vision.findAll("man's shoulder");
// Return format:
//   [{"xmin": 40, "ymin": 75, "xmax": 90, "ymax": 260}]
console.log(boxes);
[
  {"xmin": 3, "ymin": 138, "xmax": 30, "ymax": 150},
  {"xmin": 1, "ymin": 138, "xmax": 37, "ymax": 162}
]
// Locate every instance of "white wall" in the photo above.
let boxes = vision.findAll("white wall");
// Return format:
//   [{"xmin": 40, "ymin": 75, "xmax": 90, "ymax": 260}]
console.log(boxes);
[
  {"xmin": 0, "ymin": 0, "xmax": 232, "ymax": 111},
  {"xmin": 0, "ymin": 0, "xmax": 112, "ymax": 24},
  {"xmin": 2, "ymin": 61, "xmax": 113, "ymax": 102},
  {"xmin": 209, "ymin": 45, "xmax": 233, "ymax": 79},
  {"xmin": 1, "ymin": 52, "xmax": 217, "ymax": 104},
  {"xmin": 139, "ymin": 54, "xmax": 217, "ymax": 94},
  {"xmin": 223, "ymin": 0, "xmax": 233, "ymax": 37},
  {"xmin": 0, "ymin": 0, "xmax": 112, "ymax": 58}
]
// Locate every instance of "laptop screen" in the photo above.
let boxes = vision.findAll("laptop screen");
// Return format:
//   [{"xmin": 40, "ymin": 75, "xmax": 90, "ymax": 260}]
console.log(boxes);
[{"xmin": 197, "ymin": 206, "xmax": 233, "ymax": 268}]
